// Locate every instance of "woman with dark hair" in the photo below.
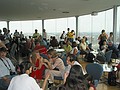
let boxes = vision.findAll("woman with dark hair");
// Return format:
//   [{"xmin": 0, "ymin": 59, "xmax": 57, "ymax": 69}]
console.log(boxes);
[
  {"xmin": 8, "ymin": 61, "xmax": 42, "ymax": 90},
  {"xmin": 58, "ymin": 65, "xmax": 89, "ymax": 90}
]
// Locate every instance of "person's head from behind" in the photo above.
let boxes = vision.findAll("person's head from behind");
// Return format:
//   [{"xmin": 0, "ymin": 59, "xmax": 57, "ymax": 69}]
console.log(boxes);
[
  {"xmin": 43, "ymin": 29, "xmax": 46, "ymax": 32},
  {"xmin": 101, "ymin": 29, "xmax": 105, "ymax": 34},
  {"xmin": 67, "ymin": 28, "xmax": 70, "ymax": 32},
  {"xmin": 69, "ymin": 65, "xmax": 84, "ymax": 78},
  {"xmin": 66, "ymin": 54, "xmax": 76, "ymax": 66},
  {"xmin": 72, "ymin": 41, "xmax": 77, "ymax": 48},
  {"xmin": 35, "ymin": 29, "xmax": 38, "ymax": 33},
  {"xmin": 16, "ymin": 61, "xmax": 32, "ymax": 75},
  {"xmin": 64, "ymin": 65, "xmax": 87, "ymax": 90},
  {"xmin": 0, "ymin": 47, "xmax": 8, "ymax": 58},
  {"xmin": 110, "ymin": 32, "xmax": 113, "ymax": 37}
]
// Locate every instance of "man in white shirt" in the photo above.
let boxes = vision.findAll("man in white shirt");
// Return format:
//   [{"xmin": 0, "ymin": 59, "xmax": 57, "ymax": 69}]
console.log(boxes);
[
  {"xmin": 0, "ymin": 47, "xmax": 15, "ymax": 89},
  {"xmin": 8, "ymin": 61, "xmax": 42, "ymax": 90}
]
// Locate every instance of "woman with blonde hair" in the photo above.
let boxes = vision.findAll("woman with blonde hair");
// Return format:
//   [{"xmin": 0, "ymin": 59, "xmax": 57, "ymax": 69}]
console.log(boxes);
[{"xmin": 29, "ymin": 51, "xmax": 51, "ymax": 82}]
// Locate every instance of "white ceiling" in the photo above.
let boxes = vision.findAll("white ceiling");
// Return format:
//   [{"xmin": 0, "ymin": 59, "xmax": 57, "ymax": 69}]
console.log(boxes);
[{"xmin": 0, "ymin": 0, "xmax": 120, "ymax": 21}]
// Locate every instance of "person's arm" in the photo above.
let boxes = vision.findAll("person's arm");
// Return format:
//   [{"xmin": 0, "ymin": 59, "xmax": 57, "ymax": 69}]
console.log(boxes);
[
  {"xmin": 98, "ymin": 34, "xmax": 101, "ymax": 40},
  {"xmin": 89, "ymin": 87, "xmax": 94, "ymax": 90},
  {"xmin": 42, "ymin": 73, "xmax": 50, "ymax": 90},
  {"xmin": 43, "ymin": 59, "xmax": 52, "ymax": 70},
  {"xmin": 86, "ymin": 45, "xmax": 90, "ymax": 51},
  {"xmin": 35, "ymin": 58, "xmax": 42, "ymax": 70},
  {"xmin": 64, "ymin": 72, "xmax": 69, "ymax": 84},
  {"xmin": 73, "ymin": 48, "xmax": 78, "ymax": 55}
]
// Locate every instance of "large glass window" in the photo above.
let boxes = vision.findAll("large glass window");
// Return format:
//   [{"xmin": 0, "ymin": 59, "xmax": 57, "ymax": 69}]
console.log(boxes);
[
  {"xmin": 78, "ymin": 9, "xmax": 113, "ymax": 49},
  {"xmin": 44, "ymin": 17, "xmax": 75, "ymax": 40},
  {"xmin": 9, "ymin": 20, "xmax": 42, "ymax": 37},
  {"xmin": 0, "ymin": 21, "xmax": 7, "ymax": 32},
  {"xmin": 117, "ymin": 6, "xmax": 120, "ymax": 43}
]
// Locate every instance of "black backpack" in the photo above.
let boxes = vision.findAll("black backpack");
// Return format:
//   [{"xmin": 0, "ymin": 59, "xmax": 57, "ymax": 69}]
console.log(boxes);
[
  {"xmin": 85, "ymin": 53, "xmax": 95, "ymax": 63},
  {"xmin": 108, "ymin": 68, "xmax": 116, "ymax": 86}
]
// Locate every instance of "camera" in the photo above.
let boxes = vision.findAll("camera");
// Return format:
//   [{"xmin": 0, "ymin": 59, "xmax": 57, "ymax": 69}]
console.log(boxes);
[{"xmin": 10, "ymin": 71, "xmax": 15, "ymax": 75}]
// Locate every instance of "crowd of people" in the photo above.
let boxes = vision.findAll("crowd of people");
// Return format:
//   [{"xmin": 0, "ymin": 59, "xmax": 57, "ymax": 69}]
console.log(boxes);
[{"xmin": 0, "ymin": 27, "xmax": 120, "ymax": 90}]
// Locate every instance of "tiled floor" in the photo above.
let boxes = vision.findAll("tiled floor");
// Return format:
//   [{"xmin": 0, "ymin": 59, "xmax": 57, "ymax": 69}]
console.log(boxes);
[{"xmin": 97, "ymin": 83, "xmax": 120, "ymax": 90}]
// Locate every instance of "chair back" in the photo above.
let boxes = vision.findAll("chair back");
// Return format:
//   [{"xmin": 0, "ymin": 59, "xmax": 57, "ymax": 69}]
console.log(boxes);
[
  {"xmin": 105, "ymin": 50, "xmax": 112, "ymax": 63},
  {"xmin": 86, "ymin": 63, "xmax": 103, "ymax": 81}
]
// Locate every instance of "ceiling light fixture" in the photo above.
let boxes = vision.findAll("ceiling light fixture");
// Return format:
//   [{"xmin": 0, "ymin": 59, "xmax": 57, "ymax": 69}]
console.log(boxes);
[
  {"xmin": 91, "ymin": 11, "xmax": 98, "ymax": 16},
  {"xmin": 62, "ymin": 11, "xmax": 69, "ymax": 13}
]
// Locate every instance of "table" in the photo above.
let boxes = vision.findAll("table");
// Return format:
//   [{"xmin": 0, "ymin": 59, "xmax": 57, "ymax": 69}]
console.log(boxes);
[
  {"xmin": 54, "ymin": 49, "xmax": 65, "ymax": 53},
  {"xmin": 101, "ymin": 64, "xmax": 113, "ymax": 72},
  {"xmin": 90, "ymin": 50, "xmax": 98, "ymax": 57}
]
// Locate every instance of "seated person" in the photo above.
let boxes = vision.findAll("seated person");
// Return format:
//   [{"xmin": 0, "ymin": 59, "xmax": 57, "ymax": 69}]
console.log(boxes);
[
  {"xmin": 63, "ymin": 40, "xmax": 72, "ymax": 55},
  {"xmin": 29, "ymin": 51, "xmax": 51, "ymax": 82},
  {"xmin": 34, "ymin": 40, "xmax": 47, "ymax": 55},
  {"xmin": 64, "ymin": 54, "xmax": 84, "ymax": 83},
  {"xmin": 0, "ymin": 47, "xmax": 16, "ymax": 90},
  {"xmin": 108, "ymin": 41, "xmax": 119, "ymax": 58},
  {"xmin": 8, "ymin": 61, "xmax": 42, "ymax": 90},
  {"xmin": 57, "ymin": 65, "xmax": 89, "ymax": 90},
  {"xmin": 79, "ymin": 38, "xmax": 90, "ymax": 58},
  {"xmin": 70, "ymin": 41, "xmax": 78, "ymax": 56},
  {"xmin": 43, "ymin": 49, "xmax": 65, "ymax": 88},
  {"xmin": 50, "ymin": 36, "xmax": 59, "ymax": 48},
  {"xmin": 101, "ymin": 40, "xmax": 108, "ymax": 53}
]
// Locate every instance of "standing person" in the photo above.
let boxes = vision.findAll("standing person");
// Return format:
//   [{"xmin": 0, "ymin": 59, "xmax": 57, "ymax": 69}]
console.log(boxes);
[
  {"xmin": 8, "ymin": 61, "xmax": 42, "ymax": 90},
  {"xmin": 98, "ymin": 30, "xmax": 108, "ymax": 50},
  {"xmin": 42, "ymin": 29, "xmax": 47, "ymax": 41},
  {"xmin": 108, "ymin": 32, "xmax": 113, "ymax": 43},
  {"xmin": 19, "ymin": 31, "xmax": 24, "ymax": 40},
  {"xmin": 0, "ymin": 47, "xmax": 16, "ymax": 90},
  {"xmin": 66, "ymin": 28, "xmax": 70, "ymax": 39},
  {"xmin": 59, "ymin": 31, "xmax": 66, "ymax": 47},
  {"xmin": 33, "ymin": 29, "xmax": 40, "ymax": 39},
  {"xmin": 13, "ymin": 30, "xmax": 19, "ymax": 38},
  {"xmin": 69, "ymin": 30, "xmax": 75, "ymax": 43}
]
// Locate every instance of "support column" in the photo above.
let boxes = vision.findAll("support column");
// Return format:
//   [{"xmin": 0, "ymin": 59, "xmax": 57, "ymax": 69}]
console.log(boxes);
[
  {"xmin": 113, "ymin": 6, "xmax": 117, "ymax": 44},
  {"xmin": 7, "ymin": 21, "xmax": 10, "ymax": 30},
  {"xmin": 75, "ymin": 16, "xmax": 79, "ymax": 38},
  {"xmin": 42, "ymin": 19, "xmax": 44, "ymax": 35}
]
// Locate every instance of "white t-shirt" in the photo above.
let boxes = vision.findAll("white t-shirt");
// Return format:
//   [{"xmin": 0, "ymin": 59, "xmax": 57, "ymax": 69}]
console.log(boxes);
[
  {"xmin": 70, "ymin": 47, "xmax": 78, "ymax": 54},
  {"xmin": 8, "ymin": 74, "xmax": 42, "ymax": 90}
]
